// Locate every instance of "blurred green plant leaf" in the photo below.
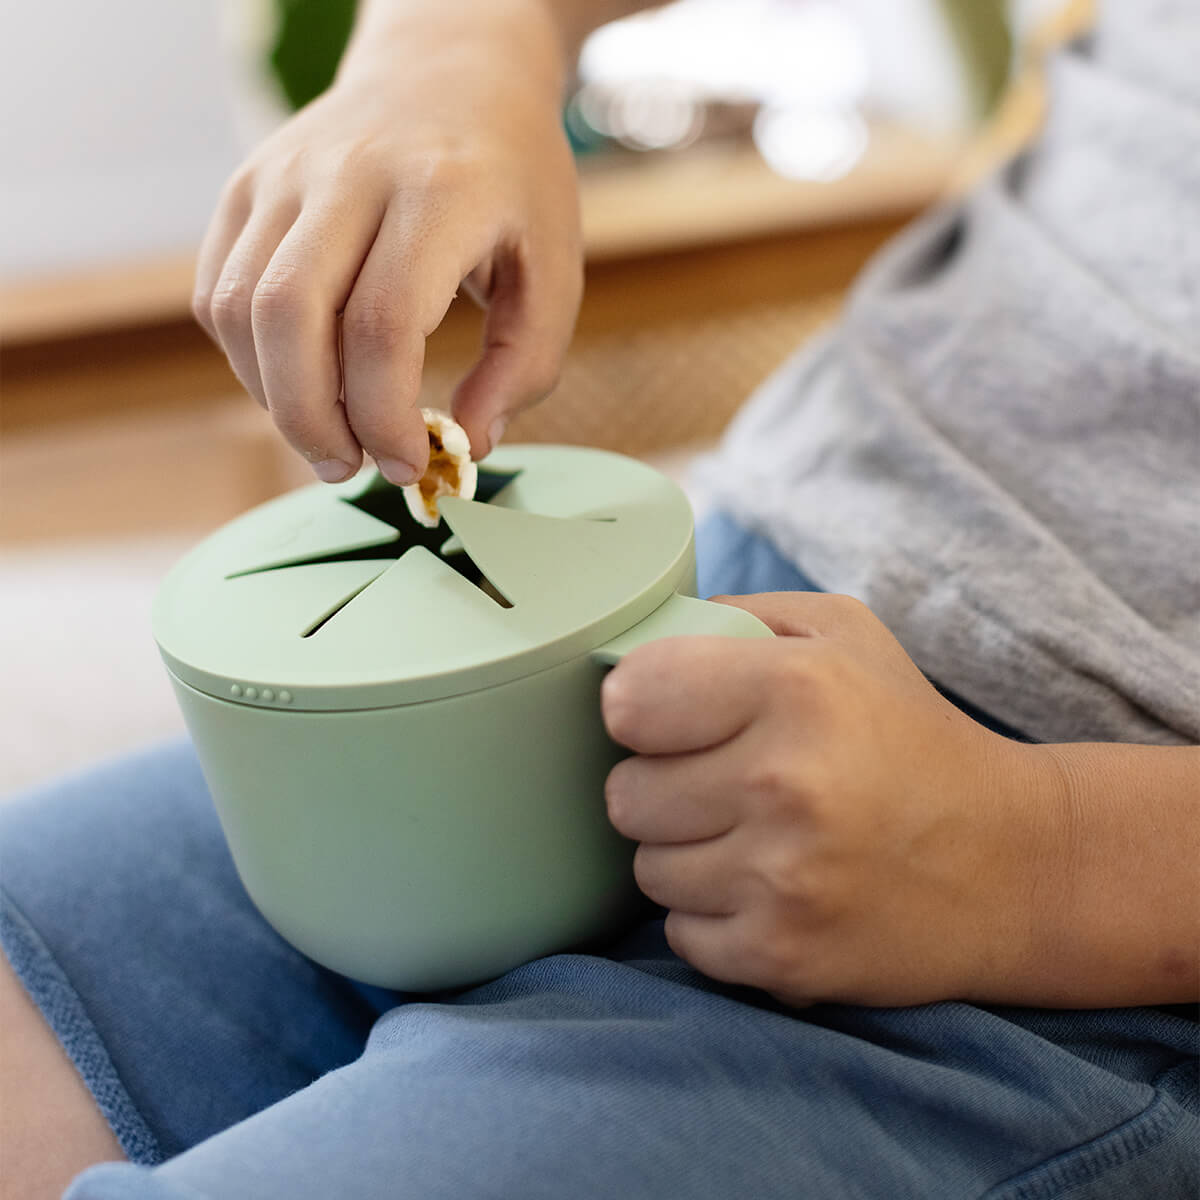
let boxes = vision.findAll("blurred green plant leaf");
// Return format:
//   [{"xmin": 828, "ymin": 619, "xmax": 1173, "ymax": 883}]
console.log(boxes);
[{"xmin": 269, "ymin": 0, "xmax": 358, "ymax": 111}]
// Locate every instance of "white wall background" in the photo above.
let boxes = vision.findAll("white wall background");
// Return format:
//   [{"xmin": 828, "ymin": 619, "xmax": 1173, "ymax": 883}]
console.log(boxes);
[{"xmin": 1, "ymin": 0, "xmax": 244, "ymax": 279}]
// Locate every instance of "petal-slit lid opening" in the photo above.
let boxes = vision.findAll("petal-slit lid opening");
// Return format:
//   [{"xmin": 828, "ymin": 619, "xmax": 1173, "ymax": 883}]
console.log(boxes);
[
  {"xmin": 219, "ymin": 490, "xmax": 402, "ymax": 578},
  {"xmin": 153, "ymin": 445, "xmax": 696, "ymax": 711}
]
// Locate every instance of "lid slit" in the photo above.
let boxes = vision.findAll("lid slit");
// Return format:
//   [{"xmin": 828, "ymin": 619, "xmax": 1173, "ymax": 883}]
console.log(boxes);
[
  {"xmin": 290, "ymin": 466, "xmax": 525, "ymax": 633},
  {"xmin": 225, "ymin": 538, "xmax": 402, "ymax": 579},
  {"xmin": 300, "ymin": 576, "xmax": 382, "ymax": 638}
]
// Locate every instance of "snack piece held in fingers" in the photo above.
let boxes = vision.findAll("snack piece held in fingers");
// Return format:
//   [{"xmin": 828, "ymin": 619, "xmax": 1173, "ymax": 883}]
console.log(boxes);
[{"xmin": 402, "ymin": 408, "xmax": 478, "ymax": 527}]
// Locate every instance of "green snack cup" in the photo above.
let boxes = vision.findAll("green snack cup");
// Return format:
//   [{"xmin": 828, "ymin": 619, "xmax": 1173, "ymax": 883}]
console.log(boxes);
[{"xmin": 153, "ymin": 445, "xmax": 771, "ymax": 990}]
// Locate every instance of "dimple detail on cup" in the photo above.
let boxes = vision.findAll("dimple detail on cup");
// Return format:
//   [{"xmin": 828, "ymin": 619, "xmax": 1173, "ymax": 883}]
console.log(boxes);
[{"xmin": 228, "ymin": 683, "xmax": 296, "ymax": 706}]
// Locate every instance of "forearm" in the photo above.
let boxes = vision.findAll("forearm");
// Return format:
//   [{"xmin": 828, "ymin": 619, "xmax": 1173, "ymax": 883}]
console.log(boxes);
[
  {"xmin": 994, "ymin": 742, "xmax": 1199, "ymax": 1008},
  {"xmin": 345, "ymin": 0, "xmax": 659, "ymax": 87}
]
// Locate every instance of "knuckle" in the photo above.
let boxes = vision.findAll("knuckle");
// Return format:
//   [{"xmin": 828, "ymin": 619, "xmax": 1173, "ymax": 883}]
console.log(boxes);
[
  {"xmin": 824, "ymin": 592, "xmax": 874, "ymax": 633},
  {"xmin": 744, "ymin": 750, "xmax": 829, "ymax": 829},
  {"xmin": 809, "ymin": 642, "xmax": 855, "ymax": 697},
  {"xmin": 190, "ymin": 286, "xmax": 213, "ymax": 330},
  {"xmin": 343, "ymin": 290, "xmax": 410, "ymax": 354},
  {"xmin": 762, "ymin": 950, "xmax": 807, "ymax": 999},
  {"xmin": 772, "ymin": 646, "xmax": 812, "ymax": 696},
  {"xmin": 251, "ymin": 270, "xmax": 307, "ymax": 329},
  {"xmin": 738, "ymin": 927, "xmax": 790, "ymax": 985},
  {"xmin": 334, "ymin": 140, "xmax": 387, "ymax": 181},
  {"xmin": 417, "ymin": 147, "xmax": 475, "ymax": 194},
  {"xmin": 829, "ymin": 592, "xmax": 867, "ymax": 614},
  {"xmin": 383, "ymin": 148, "xmax": 476, "ymax": 213},
  {"xmin": 220, "ymin": 167, "xmax": 256, "ymax": 212},
  {"xmin": 754, "ymin": 841, "xmax": 807, "ymax": 902},
  {"xmin": 774, "ymin": 638, "xmax": 845, "ymax": 704},
  {"xmin": 745, "ymin": 752, "xmax": 795, "ymax": 805},
  {"xmin": 756, "ymin": 846, "xmax": 844, "ymax": 938},
  {"xmin": 208, "ymin": 276, "xmax": 256, "ymax": 334}
]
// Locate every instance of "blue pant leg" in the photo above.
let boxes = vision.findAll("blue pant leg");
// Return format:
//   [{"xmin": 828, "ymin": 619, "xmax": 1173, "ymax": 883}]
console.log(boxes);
[
  {"xmin": 0, "ymin": 740, "xmax": 398, "ymax": 1162},
  {"xmin": 67, "ymin": 944, "xmax": 1197, "ymax": 1199},
  {"xmin": 695, "ymin": 510, "xmax": 824, "ymax": 598},
  {"xmin": 19, "ymin": 513, "xmax": 1200, "ymax": 1199}
]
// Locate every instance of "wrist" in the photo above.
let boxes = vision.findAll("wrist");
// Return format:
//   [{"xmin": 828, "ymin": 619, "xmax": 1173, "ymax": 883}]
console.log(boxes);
[
  {"xmin": 339, "ymin": 0, "xmax": 570, "ymax": 98},
  {"xmin": 962, "ymin": 739, "xmax": 1199, "ymax": 1007},
  {"xmin": 949, "ymin": 736, "xmax": 1077, "ymax": 1005},
  {"xmin": 984, "ymin": 742, "xmax": 1120, "ymax": 1006}
]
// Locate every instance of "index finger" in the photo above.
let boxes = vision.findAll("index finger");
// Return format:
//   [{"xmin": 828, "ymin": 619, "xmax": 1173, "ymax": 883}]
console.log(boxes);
[
  {"xmin": 600, "ymin": 636, "xmax": 772, "ymax": 756},
  {"xmin": 193, "ymin": 172, "xmax": 253, "ymax": 343}
]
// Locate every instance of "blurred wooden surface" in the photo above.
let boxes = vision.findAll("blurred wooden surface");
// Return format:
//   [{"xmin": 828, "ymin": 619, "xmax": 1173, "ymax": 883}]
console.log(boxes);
[{"xmin": 1, "ymin": 217, "xmax": 905, "ymax": 543}]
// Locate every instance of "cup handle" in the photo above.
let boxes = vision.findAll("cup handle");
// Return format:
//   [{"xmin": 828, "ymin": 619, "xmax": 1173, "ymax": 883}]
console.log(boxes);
[{"xmin": 591, "ymin": 593, "xmax": 774, "ymax": 666}]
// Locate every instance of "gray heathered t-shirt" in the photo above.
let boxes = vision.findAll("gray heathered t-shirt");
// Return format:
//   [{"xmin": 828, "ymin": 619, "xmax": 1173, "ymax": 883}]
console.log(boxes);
[{"xmin": 697, "ymin": 0, "xmax": 1200, "ymax": 746}]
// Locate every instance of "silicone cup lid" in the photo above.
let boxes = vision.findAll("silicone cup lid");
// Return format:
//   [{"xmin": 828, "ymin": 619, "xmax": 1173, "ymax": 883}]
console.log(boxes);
[{"xmin": 153, "ymin": 445, "xmax": 696, "ymax": 711}]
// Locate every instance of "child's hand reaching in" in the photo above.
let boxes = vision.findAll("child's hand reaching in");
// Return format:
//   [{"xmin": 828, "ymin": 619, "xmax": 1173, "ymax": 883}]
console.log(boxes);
[
  {"xmin": 601, "ymin": 592, "xmax": 1198, "ymax": 1010},
  {"xmin": 192, "ymin": 0, "xmax": 581, "ymax": 485}
]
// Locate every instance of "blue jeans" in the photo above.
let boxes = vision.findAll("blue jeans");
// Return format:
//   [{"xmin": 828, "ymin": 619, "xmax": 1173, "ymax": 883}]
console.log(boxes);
[{"xmin": 1, "ymin": 513, "xmax": 1195, "ymax": 1198}]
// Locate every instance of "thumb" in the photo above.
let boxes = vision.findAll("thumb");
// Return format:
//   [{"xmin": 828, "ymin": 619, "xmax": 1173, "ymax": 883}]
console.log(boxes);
[
  {"xmin": 709, "ymin": 591, "xmax": 878, "ymax": 642},
  {"xmin": 451, "ymin": 239, "xmax": 581, "ymax": 460}
]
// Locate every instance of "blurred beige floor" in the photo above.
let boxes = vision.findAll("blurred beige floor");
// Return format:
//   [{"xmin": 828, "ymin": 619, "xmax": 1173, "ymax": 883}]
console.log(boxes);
[
  {"xmin": 0, "ymin": 535, "xmax": 193, "ymax": 796},
  {"xmin": 0, "ymin": 446, "xmax": 714, "ymax": 798}
]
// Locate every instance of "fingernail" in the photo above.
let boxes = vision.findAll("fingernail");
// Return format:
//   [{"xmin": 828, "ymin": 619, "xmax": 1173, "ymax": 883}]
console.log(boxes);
[
  {"xmin": 312, "ymin": 459, "xmax": 354, "ymax": 483},
  {"xmin": 488, "ymin": 416, "xmax": 509, "ymax": 454},
  {"xmin": 377, "ymin": 458, "xmax": 420, "ymax": 486}
]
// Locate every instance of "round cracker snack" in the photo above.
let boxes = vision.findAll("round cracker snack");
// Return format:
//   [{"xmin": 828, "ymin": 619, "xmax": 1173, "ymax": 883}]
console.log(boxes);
[{"xmin": 402, "ymin": 408, "xmax": 479, "ymax": 527}]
